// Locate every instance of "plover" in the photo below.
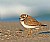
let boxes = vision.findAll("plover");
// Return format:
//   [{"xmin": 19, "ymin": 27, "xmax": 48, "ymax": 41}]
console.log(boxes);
[{"xmin": 19, "ymin": 14, "xmax": 47, "ymax": 36}]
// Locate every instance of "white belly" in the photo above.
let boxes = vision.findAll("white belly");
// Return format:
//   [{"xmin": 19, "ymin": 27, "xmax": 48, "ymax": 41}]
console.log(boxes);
[{"xmin": 20, "ymin": 21, "xmax": 40, "ymax": 29}]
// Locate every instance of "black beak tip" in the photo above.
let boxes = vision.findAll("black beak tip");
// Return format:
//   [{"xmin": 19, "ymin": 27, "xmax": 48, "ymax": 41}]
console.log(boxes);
[{"xmin": 19, "ymin": 18, "xmax": 21, "ymax": 19}]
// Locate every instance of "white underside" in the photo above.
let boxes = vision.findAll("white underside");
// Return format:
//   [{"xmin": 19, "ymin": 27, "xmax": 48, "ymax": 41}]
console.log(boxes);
[{"xmin": 20, "ymin": 21, "xmax": 40, "ymax": 29}]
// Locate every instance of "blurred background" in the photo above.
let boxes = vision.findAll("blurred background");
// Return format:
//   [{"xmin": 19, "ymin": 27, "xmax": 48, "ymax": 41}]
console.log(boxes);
[{"xmin": 0, "ymin": 0, "xmax": 50, "ymax": 22}]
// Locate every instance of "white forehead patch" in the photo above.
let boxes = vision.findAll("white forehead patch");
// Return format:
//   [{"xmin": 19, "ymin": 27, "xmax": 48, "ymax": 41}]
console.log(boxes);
[{"xmin": 26, "ymin": 15, "xmax": 27, "ymax": 17}]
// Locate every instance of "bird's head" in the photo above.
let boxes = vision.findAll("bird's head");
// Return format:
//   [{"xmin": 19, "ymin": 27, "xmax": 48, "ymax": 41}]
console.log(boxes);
[{"xmin": 19, "ymin": 14, "xmax": 28, "ymax": 21}]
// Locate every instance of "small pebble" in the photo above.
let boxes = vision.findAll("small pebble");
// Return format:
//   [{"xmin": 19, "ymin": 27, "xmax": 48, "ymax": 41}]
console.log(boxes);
[
  {"xmin": 1, "ymin": 39, "xmax": 4, "ymax": 40},
  {"xmin": 0, "ymin": 33, "xmax": 2, "ymax": 35},
  {"xmin": 4, "ymin": 35, "xmax": 8, "ymax": 37},
  {"xmin": 7, "ymin": 38, "xmax": 9, "ymax": 40},
  {"xmin": 7, "ymin": 30, "xmax": 10, "ymax": 32},
  {"xmin": 9, "ymin": 35, "xmax": 11, "ymax": 36}
]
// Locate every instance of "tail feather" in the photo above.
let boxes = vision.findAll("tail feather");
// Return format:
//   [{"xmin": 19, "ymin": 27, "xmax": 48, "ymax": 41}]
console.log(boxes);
[{"xmin": 41, "ymin": 24, "xmax": 47, "ymax": 26}]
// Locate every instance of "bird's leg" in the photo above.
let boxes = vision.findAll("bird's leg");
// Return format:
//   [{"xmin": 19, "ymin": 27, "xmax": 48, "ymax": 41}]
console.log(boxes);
[
  {"xmin": 27, "ymin": 29, "xmax": 33, "ymax": 37},
  {"xmin": 24, "ymin": 28, "xmax": 28, "ymax": 37}
]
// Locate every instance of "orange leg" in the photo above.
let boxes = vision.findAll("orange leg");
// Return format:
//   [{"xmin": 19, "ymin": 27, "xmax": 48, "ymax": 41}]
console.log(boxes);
[{"xmin": 27, "ymin": 29, "xmax": 33, "ymax": 37}]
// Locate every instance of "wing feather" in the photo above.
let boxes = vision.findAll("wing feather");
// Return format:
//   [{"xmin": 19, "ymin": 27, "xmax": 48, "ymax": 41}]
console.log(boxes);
[{"xmin": 24, "ymin": 16, "xmax": 42, "ymax": 26}]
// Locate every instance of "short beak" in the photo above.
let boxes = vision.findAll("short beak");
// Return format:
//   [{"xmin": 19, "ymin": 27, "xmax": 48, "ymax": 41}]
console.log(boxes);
[{"xmin": 19, "ymin": 18, "xmax": 21, "ymax": 19}]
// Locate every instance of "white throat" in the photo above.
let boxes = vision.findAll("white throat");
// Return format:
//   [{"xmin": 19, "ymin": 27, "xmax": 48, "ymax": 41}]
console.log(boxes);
[{"xmin": 20, "ymin": 21, "xmax": 40, "ymax": 29}]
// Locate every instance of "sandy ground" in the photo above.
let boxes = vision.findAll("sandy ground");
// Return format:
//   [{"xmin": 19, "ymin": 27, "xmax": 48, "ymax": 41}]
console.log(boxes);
[{"xmin": 0, "ymin": 21, "xmax": 50, "ymax": 42}]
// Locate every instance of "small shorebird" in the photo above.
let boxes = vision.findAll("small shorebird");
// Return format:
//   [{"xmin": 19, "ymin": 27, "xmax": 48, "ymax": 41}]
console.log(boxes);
[{"xmin": 19, "ymin": 14, "xmax": 47, "ymax": 37}]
